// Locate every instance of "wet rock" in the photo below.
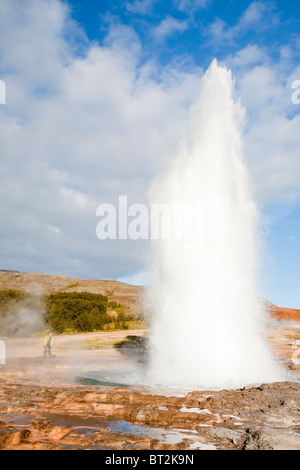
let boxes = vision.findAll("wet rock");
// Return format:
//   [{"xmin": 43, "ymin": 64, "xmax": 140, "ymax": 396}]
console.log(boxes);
[
  {"xmin": 0, "ymin": 379, "xmax": 299, "ymax": 450},
  {"xmin": 242, "ymin": 426, "xmax": 300, "ymax": 450}
]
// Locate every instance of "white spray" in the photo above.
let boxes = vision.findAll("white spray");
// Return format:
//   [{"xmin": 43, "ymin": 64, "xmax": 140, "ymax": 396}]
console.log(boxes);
[{"xmin": 146, "ymin": 60, "xmax": 285, "ymax": 389}]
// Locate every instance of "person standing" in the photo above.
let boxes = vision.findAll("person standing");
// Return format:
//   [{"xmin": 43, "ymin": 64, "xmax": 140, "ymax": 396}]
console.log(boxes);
[{"xmin": 44, "ymin": 331, "xmax": 53, "ymax": 358}]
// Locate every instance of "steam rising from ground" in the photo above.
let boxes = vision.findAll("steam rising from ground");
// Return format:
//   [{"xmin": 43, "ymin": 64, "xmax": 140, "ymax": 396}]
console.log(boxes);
[
  {"xmin": 0, "ymin": 294, "xmax": 46, "ymax": 338},
  {"xmin": 146, "ymin": 60, "xmax": 285, "ymax": 389}
]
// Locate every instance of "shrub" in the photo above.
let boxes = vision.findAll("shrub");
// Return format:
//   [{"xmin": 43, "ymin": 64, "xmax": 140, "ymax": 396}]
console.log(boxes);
[{"xmin": 44, "ymin": 292, "xmax": 110, "ymax": 333}]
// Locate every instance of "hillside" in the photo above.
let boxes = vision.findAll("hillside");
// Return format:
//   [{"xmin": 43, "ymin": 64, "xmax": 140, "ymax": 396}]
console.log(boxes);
[
  {"xmin": 0, "ymin": 270, "xmax": 299, "ymax": 322},
  {"xmin": 266, "ymin": 301, "xmax": 300, "ymax": 322},
  {"xmin": 0, "ymin": 270, "xmax": 144, "ymax": 315}
]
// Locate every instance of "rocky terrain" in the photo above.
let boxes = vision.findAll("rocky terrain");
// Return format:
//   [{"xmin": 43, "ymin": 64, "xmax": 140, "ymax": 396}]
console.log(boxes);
[
  {"xmin": 0, "ymin": 376, "xmax": 299, "ymax": 451},
  {"xmin": 0, "ymin": 324, "xmax": 299, "ymax": 450},
  {"xmin": 0, "ymin": 270, "xmax": 299, "ymax": 450}
]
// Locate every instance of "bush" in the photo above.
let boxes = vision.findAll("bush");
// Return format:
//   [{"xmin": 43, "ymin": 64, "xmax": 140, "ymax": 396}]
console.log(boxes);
[
  {"xmin": 44, "ymin": 292, "xmax": 110, "ymax": 333},
  {"xmin": 0, "ymin": 289, "xmax": 25, "ymax": 307},
  {"xmin": 0, "ymin": 290, "xmax": 132, "ymax": 336}
]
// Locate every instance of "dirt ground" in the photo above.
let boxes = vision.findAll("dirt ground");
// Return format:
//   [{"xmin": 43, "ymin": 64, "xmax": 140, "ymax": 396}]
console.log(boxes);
[{"xmin": 0, "ymin": 324, "xmax": 299, "ymax": 450}]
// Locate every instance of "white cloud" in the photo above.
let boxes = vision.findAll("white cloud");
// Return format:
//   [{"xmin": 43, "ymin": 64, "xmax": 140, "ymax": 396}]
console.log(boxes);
[
  {"xmin": 151, "ymin": 15, "xmax": 189, "ymax": 42},
  {"xmin": 227, "ymin": 45, "xmax": 268, "ymax": 68},
  {"xmin": 206, "ymin": 1, "xmax": 279, "ymax": 45},
  {"xmin": 126, "ymin": 0, "xmax": 158, "ymax": 15},
  {"xmin": 224, "ymin": 49, "xmax": 300, "ymax": 205},
  {"xmin": 1, "ymin": 0, "xmax": 300, "ymax": 283},
  {"xmin": 0, "ymin": 0, "xmax": 201, "ymax": 279},
  {"xmin": 239, "ymin": 1, "xmax": 266, "ymax": 27},
  {"xmin": 126, "ymin": 0, "xmax": 210, "ymax": 16},
  {"xmin": 173, "ymin": 0, "xmax": 211, "ymax": 13}
]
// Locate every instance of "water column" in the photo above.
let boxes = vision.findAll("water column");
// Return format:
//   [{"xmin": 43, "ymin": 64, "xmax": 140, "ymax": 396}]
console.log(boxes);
[{"xmin": 146, "ymin": 60, "xmax": 284, "ymax": 389}]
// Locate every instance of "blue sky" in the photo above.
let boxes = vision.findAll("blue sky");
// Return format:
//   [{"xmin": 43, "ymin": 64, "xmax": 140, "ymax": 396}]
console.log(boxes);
[
  {"xmin": 66, "ymin": 0, "xmax": 300, "ymax": 62},
  {"xmin": 0, "ymin": 0, "xmax": 300, "ymax": 308}
]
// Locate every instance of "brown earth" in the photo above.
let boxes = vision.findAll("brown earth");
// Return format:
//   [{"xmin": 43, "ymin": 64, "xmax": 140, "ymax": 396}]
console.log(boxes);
[
  {"xmin": 0, "ymin": 270, "xmax": 299, "ymax": 450},
  {"xmin": 268, "ymin": 303, "xmax": 300, "ymax": 322},
  {"xmin": 0, "ymin": 325, "xmax": 299, "ymax": 450},
  {"xmin": 0, "ymin": 270, "xmax": 144, "ymax": 314}
]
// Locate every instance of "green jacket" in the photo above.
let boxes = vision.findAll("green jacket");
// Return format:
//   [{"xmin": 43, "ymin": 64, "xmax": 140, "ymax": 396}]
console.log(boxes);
[{"xmin": 44, "ymin": 335, "xmax": 53, "ymax": 348}]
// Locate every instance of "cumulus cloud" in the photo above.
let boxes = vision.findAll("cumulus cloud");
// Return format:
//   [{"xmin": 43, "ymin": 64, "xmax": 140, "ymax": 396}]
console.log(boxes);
[
  {"xmin": 0, "ymin": 0, "xmax": 300, "ymax": 285},
  {"xmin": 227, "ymin": 44, "xmax": 269, "ymax": 68},
  {"xmin": 206, "ymin": 1, "xmax": 279, "ymax": 45},
  {"xmin": 126, "ymin": 0, "xmax": 158, "ymax": 15},
  {"xmin": 0, "ymin": 0, "xmax": 201, "ymax": 280},
  {"xmin": 173, "ymin": 0, "xmax": 211, "ymax": 13},
  {"xmin": 151, "ymin": 15, "xmax": 189, "ymax": 42},
  {"xmin": 224, "ymin": 49, "xmax": 300, "ymax": 204},
  {"xmin": 126, "ymin": 0, "xmax": 210, "ymax": 16}
]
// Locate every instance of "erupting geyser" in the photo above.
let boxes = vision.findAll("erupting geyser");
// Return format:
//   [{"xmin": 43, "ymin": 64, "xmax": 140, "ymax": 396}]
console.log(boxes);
[{"xmin": 146, "ymin": 60, "xmax": 285, "ymax": 389}]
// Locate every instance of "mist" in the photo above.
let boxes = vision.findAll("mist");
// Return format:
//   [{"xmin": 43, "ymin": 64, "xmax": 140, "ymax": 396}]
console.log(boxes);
[{"xmin": 0, "ymin": 294, "xmax": 46, "ymax": 338}]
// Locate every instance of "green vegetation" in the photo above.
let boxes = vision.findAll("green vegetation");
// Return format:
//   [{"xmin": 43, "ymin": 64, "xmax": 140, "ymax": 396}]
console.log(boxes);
[
  {"xmin": 0, "ymin": 289, "xmax": 25, "ymax": 306},
  {"xmin": 106, "ymin": 301, "xmax": 137, "ymax": 330},
  {"xmin": 107, "ymin": 301, "xmax": 122, "ymax": 309},
  {"xmin": 0, "ymin": 289, "xmax": 143, "ymax": 337},
  {"xmin": 44, "ymin": 292, "xmax": 110, "ymax": 333},
  {"xmin": 65, "ymin": 283, "xmax": 79, "ymax": 289}
]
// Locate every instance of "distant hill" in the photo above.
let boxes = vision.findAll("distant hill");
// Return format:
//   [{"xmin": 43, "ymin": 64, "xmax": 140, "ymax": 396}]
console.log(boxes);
[
  {"xmin": 0, "ymin": 270, "xmax": 299, "ymax": 322},
  {"xmin": 0, "ymin": 270, "xmax": 144, "ymax": 315},
  {"xmin": 265, "ymin": 300, "xmax": 300, "ymax": 322}
]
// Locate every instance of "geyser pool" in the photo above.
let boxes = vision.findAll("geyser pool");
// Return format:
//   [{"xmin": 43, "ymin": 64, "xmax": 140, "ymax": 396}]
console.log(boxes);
[{"xmin": 145, "ymin": 60, "xmax": 285, "ymax": 390}]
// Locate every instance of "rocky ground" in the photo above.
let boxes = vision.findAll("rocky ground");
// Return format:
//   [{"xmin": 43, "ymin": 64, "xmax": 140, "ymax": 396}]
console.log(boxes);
[{"xmin": 0, "ymin": 325, "xmax": 299, "ymax": 450}]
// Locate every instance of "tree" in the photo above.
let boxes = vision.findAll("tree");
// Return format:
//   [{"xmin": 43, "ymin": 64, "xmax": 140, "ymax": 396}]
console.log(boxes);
[{"xmin": 44, "ymin": 292, "xmax": 110, "ymax": 333}]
